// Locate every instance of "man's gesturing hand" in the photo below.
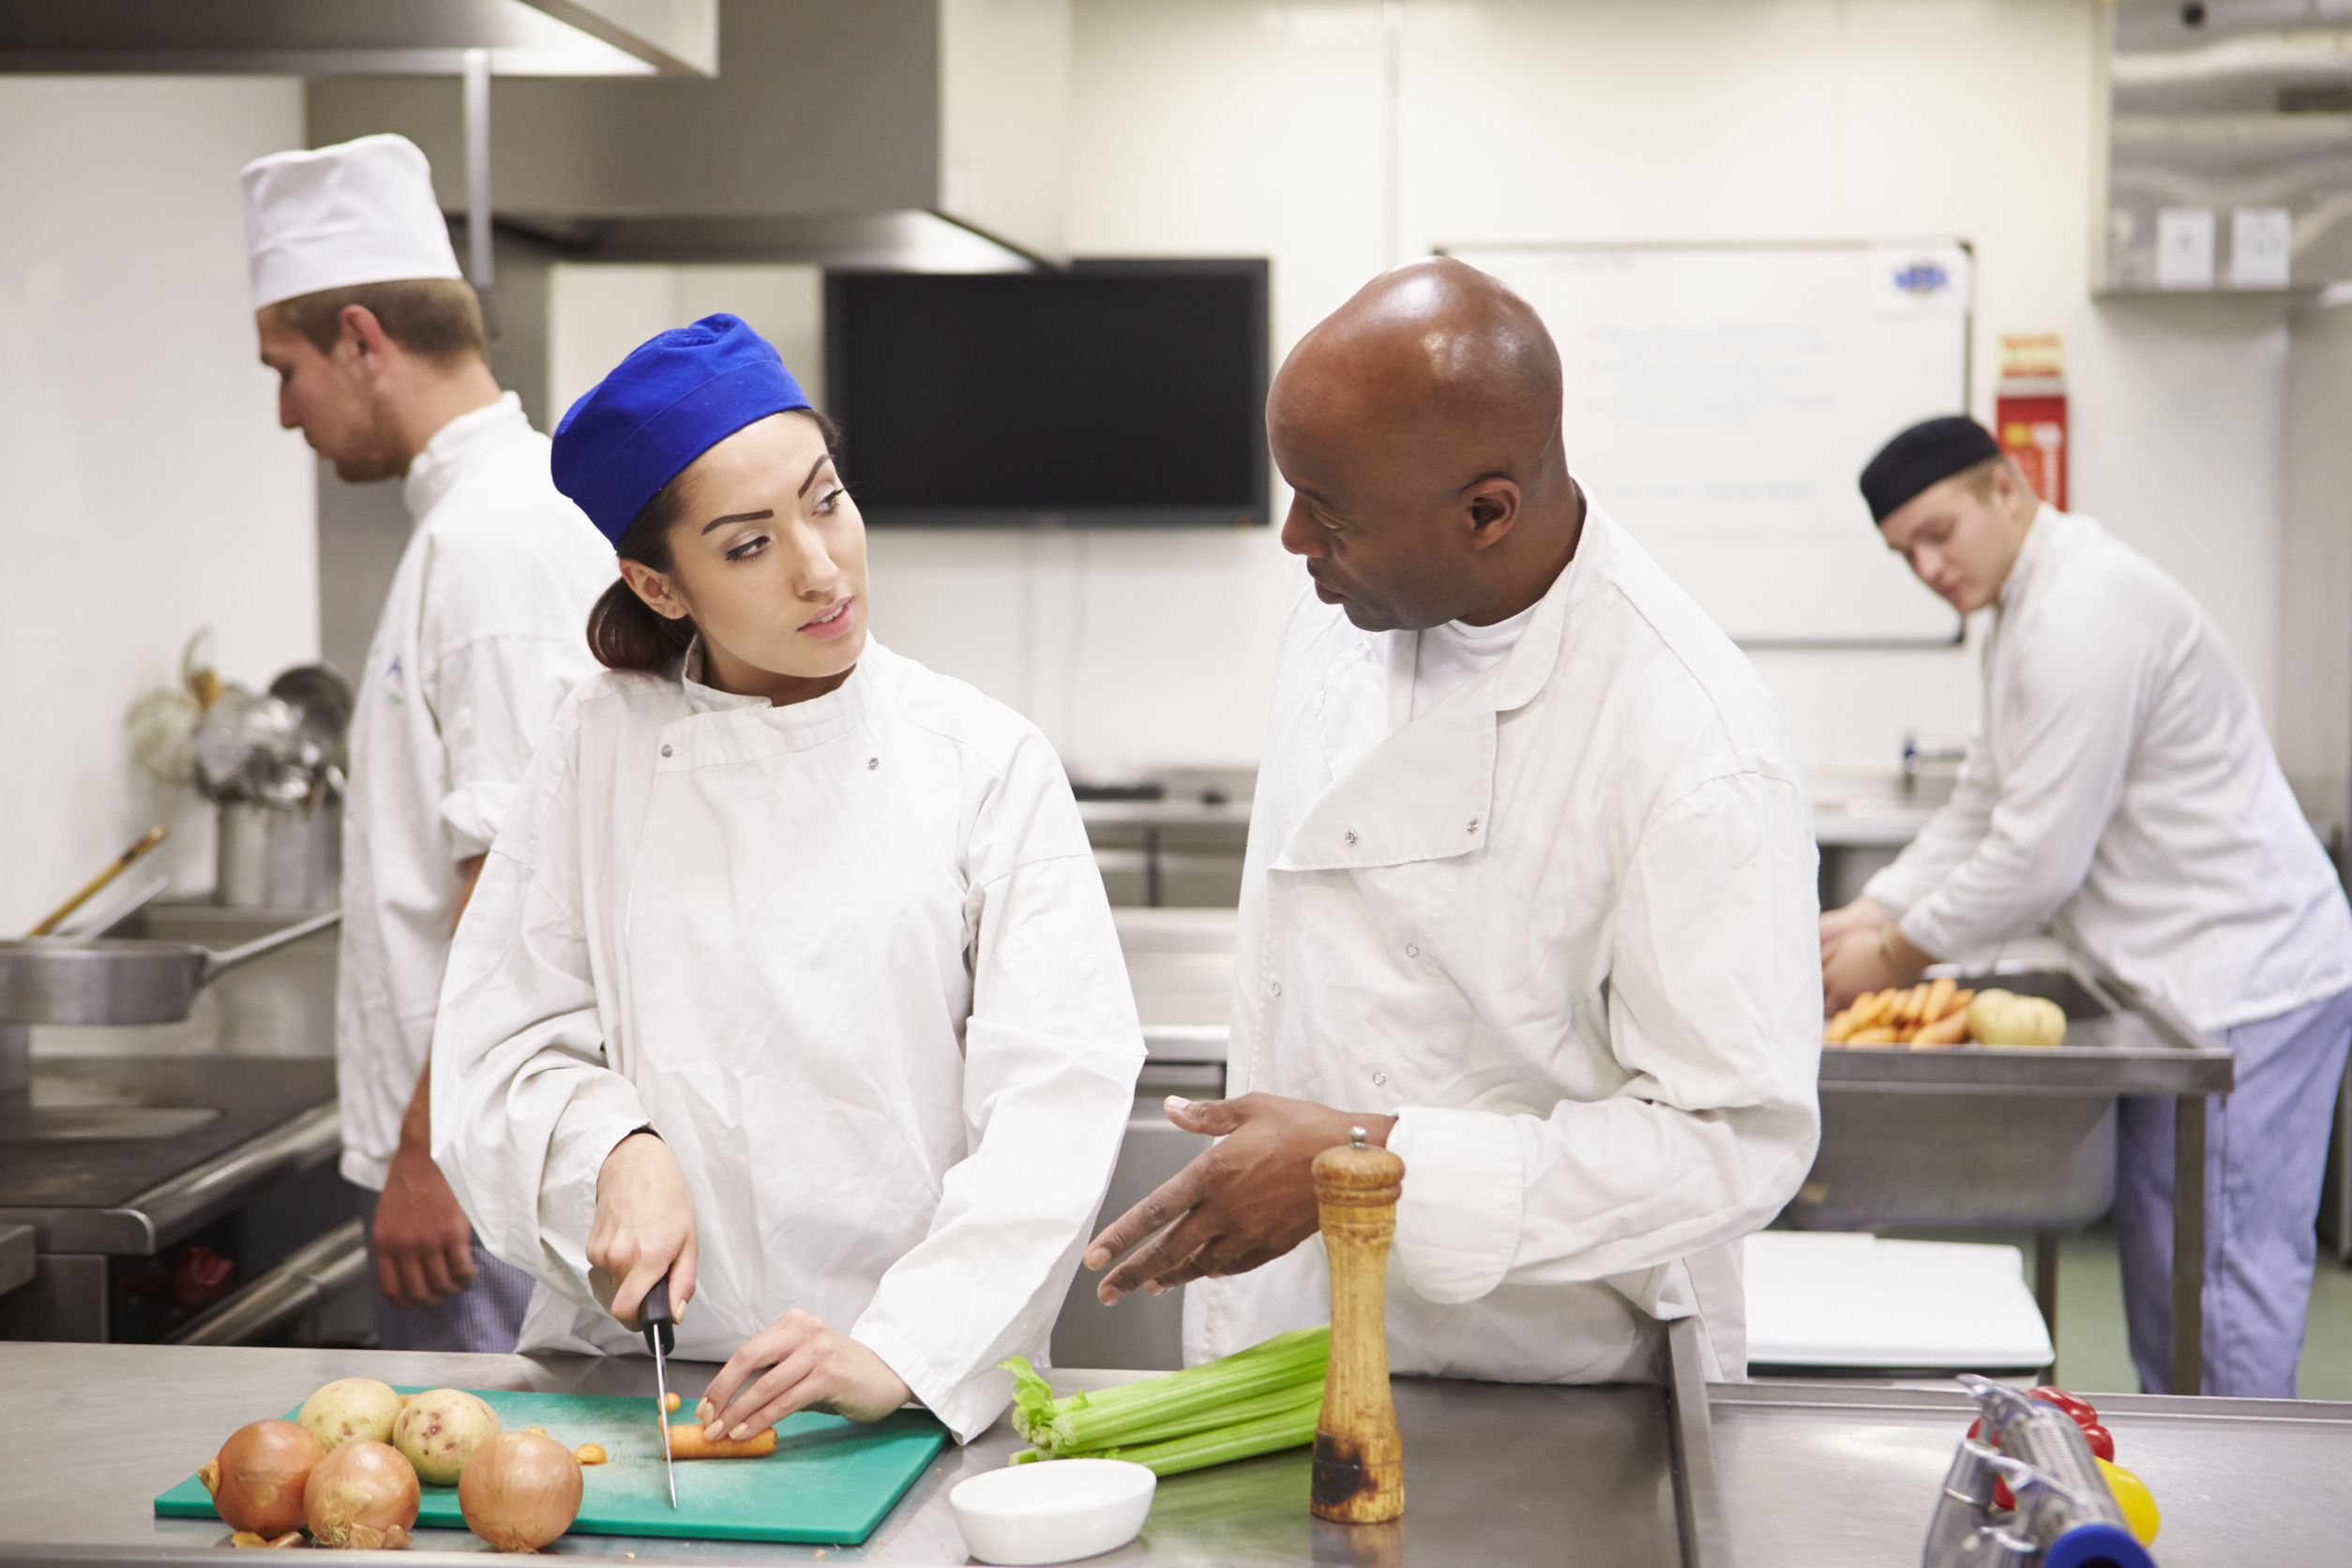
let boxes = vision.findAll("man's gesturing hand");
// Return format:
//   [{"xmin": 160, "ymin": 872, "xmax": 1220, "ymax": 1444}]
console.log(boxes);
[{"xmin": 1083, "ymin": 1093, "xmax": 1396, "ymax": 1304}]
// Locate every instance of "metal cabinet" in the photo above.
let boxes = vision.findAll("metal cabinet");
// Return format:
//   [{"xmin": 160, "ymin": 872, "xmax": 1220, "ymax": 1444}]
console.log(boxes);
[{"xmin": 1049, "ymin": 1062, "xmax": 1223, "ymax": 1371}]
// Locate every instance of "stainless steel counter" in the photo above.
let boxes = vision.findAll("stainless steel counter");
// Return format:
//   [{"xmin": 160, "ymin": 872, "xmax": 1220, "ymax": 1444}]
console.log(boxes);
[
  {"xmin": 0, "ymin": 1341, "xmax": 1684, "ymax": 1566},
  {"xmin": 8, "ymin": 1337, "xmax": 2347, "ymax": 1565},
  {"xmin": 1716, "ymin": 1380, "xmax": 2352, "ymax": 1565}
]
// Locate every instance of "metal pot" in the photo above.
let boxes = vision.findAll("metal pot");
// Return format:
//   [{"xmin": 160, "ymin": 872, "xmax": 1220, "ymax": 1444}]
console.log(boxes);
[
  {"xmin": 216, "ymin": 799, "xmax": 339, "ymax": 911},
  {"xmin": 0, "ymin": 910, "xmax": 340, "ymax": 1027}
]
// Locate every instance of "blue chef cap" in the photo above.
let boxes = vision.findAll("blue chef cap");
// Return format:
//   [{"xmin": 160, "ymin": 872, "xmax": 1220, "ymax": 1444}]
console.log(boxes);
[{"xmin": 551, "ymin": 313, "xmax": 814, "ymax": 544}]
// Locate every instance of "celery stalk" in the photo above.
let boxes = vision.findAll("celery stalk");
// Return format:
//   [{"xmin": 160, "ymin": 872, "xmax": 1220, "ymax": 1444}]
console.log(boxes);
[
  {"xmin": 1041, "ymin": 1378, "xmax": 1325, "ymax": 1458},
  {"xmin": 1003, "ymin": 1325, "xmax": 1328, "ymax": 1448},
  {"xmin": 1093, "ymin": 1397, "xmax": 1323, "ymax": 1477}
]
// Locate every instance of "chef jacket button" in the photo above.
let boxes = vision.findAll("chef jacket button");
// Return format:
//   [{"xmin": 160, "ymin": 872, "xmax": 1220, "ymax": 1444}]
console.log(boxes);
[
  {"xmin": 660, "ymin": 744, "xmax": 673, "ymax": 758},
  {"xmin": 1344, "ymin": 829, "xmax": 1358, "ymax": 846},
  {"xmin": 1405, "ymin": 942, "xmax": 1419, "ymax": 958},
  {"xmin": 867, "ymin": 756, "xmax": 880, "ymax": 770},
  {"xmin": 1372, "ymin": 1069, "xmax": 1387, "ymax": 1086},
  {"xmin": 1270, "ymin": 980, "xmax": 1282, "ymax": 998},
  {"xmin": 1467, "ymin": 818, "xmax": 1480, "ymax": 834}
]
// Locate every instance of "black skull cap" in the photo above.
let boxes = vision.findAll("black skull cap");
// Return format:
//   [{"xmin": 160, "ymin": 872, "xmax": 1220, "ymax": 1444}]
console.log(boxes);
[{"xmin": 1859, "ymin": 415, "xmax": 2003, "ymax": 524}]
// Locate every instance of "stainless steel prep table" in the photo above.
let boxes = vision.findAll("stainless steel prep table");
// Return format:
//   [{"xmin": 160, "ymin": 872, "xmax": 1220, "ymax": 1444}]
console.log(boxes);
[
  {"xmin": 1714, "ymin": 1380, "xmax": 2352, "ymax": 1565},
  {"xmin": 1818, "ymin": 951, "xmax": 2234, "ymax": 1395},
  {"xmin": 1, "ymin": 1340, "xmax": 1696, "ymax": 1566},
  {"xmin": 9, "ymin": 1335, "xmax": 2348, "ymax": 1565}
]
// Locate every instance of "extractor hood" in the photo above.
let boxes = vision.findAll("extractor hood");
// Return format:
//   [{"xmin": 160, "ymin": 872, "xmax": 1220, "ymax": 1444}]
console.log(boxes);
[
  {"xmin": 0, "ymin": 0, "xmax": 715, "ymax": 77},
  {"xmin": 2100, "ymin": 0, "xmax": 2352, "ymax": 292},
  {"xmin": 306, "ymin": 0, "xmax": 1069, "ymax": 269}
]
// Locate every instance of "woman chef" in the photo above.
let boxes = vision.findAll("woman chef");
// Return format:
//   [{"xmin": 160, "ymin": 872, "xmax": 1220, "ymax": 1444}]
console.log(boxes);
[{"xmin": 430, "ymin": 315, "xmax": 1145, "ymax": 1444}]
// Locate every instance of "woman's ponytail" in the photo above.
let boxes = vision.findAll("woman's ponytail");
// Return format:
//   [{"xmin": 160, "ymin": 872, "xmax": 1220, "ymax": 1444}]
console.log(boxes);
[
  {"xmin": 585, "ymin": 475, "xmax": 695, "ymax": 672},
  {"xmin": 586, "ymin": 576, "xmax": 695, "ymax": 671}
]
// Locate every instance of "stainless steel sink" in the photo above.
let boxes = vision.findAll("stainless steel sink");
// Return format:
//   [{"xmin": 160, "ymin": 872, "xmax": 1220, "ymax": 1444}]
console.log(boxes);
[{"xmin": 1791, "ymin": 960, "xmax": 2190, "ymax": 1231}]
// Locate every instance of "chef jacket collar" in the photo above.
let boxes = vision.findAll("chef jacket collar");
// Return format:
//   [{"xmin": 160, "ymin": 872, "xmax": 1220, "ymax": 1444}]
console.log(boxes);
[
  {"xmin": 1273, "ymin": 490, "xmax": 1593, "ymax": 874},
  {"xmin": 402, "ymin": 392, "xmax": 532, "ymax": 522},
  {"xmin": 1995, "ymin": 502, "xmax": 2065, "ymax": 616},
  {"xmin": 671, "ymin": 636, "xmax": 872, "ymax": 752}
]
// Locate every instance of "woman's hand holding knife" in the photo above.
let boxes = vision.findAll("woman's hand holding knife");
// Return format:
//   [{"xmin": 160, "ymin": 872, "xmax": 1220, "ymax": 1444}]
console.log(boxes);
[{"xmin": 589, "ymin": 1130, "xmax": 699, "ymax": 1331}]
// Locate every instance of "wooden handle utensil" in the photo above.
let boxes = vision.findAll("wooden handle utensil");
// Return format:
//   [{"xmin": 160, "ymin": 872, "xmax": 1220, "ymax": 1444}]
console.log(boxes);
[
  {"xmin": 1311, "ymin": 1126, "xmax": 1406, "ymax": 1524},
  {"xmin": 26, "ymin": 825, "xmax": 168, "ymax": 937}
]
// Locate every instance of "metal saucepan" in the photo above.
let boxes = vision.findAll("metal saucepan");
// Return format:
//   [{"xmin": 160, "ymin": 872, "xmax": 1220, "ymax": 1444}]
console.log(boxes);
[{"xmin": 0, "ymin": 909, "xmax": 340, "ymax": 1027}]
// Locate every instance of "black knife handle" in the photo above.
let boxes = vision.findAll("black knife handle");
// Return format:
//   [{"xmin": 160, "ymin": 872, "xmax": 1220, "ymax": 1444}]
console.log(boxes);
[{"xmin": 641, "ymin": 1276, "xmax": 675, "ymax": 1356}]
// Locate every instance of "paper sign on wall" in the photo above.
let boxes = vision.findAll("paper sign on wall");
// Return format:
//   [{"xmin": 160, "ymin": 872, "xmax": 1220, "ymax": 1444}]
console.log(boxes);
[
  {"xmin": 2157, "ymin": 208, "xmax": 2216, "ymax": 290},
  {"xmin": 2231, "ymin": 207, "xmax": 2293, "ymax": 290}
]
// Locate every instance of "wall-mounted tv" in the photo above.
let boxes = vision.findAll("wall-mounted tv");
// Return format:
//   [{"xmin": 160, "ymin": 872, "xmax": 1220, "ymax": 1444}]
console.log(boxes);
[{"xmin": 823, "ymin": 260, "xmax": 1269, "ymax": 527}]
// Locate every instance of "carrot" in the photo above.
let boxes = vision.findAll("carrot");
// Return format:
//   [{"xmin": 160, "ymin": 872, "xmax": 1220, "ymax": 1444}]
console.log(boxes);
[
  {"xmin": 664, "ymin": 1392, "xmax": 682, "ymax": 1413},
  {"xmin": 667, "ymin": 1422, "xmax": 776, "ymax": 1459},
  {"xmin": 1823, "ymin": 1008, "xmax": 1856, "ymax": 1045},
  {"xmin": 1924, "ymin": 976, "xmax": 1957, "ymax": 1022},
  {"xmin": 1912, "ymin": 1009, "xmax": 1971, "ymax": 1048},
  {"xmin": 1847, "ymin": 1026, "xmax": 1902, "ymax": 1046}
]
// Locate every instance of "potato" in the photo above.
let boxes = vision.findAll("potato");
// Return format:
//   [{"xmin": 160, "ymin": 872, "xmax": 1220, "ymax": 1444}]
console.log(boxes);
[
  {"xmin": 298, "ymin": 1378, "xmax": 403, "ymax": 1453},
  {"xmin": 393, "ymin": 1388, "xmax": 502, "ymax": 1485},
  {"xmin": 1967, "ymin": 988, "xmax": 2067, "ymax": 1048}
]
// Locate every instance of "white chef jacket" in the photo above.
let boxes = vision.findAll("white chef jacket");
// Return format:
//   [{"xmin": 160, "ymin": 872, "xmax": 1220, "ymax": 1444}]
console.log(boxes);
[
  {"xmin": 1186, "ymin": 502, "xmax": 1823, "ymax": 1384},
  {"xmin": 430, "ymin": 641, "xmax": 1144, "ymax": 1442},
  {"xmin": 1864, "ymin": 505, "xmax": 2352, "ymax": 1033},
  {"xmin": 337, "ymin": 392, "xmax": 613, "ymax": 1190}
]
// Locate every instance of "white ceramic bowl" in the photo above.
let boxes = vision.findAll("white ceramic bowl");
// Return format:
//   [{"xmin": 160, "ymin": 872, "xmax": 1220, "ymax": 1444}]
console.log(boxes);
[{"xmin": 949, "ymin": 1457, "xmax": 1157, "ymax": 1565}]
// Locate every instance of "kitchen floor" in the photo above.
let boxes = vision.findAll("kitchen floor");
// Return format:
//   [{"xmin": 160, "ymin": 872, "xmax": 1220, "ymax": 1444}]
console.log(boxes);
[{"xmin": 1879, "ymin": 1223, "xmax": 2352, "ymax": 1399}]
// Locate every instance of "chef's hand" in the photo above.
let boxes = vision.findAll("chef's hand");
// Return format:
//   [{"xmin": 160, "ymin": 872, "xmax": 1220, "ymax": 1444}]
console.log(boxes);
[
  {"xmin": 589, "ymin": 1131, "xmax": 697, "ymax": 1332},
  {"xmin": 1822, "ymin": 923, "xmax": 1931, "ymax": 1013},
  {"xmin": 695, "ymin": 1310, "xmax": 913, "ymax": 1440},
  {"xmin": 1819, "ymin": 897, "xmax": 1892, "ymax": 957},
  {"xmin": 372, "ymin": 1140, "xmax": 477, "ymax": 1309},
  {"xmin": 1085, "ymin": 1094, "xmax": 1396, "ymax": 1304}
]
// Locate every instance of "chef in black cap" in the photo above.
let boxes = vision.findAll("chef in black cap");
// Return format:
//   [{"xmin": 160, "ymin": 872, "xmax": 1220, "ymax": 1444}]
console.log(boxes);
[{"xmin": 1822, "ymin": 414, "xmax": 2352, "ymax": 1399}]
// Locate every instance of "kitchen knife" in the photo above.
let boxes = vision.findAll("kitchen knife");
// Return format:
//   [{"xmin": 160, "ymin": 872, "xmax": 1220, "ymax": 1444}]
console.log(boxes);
[{"xmin": 641, "ymin": 1276, "xmax": 678, "ymax": 1509}]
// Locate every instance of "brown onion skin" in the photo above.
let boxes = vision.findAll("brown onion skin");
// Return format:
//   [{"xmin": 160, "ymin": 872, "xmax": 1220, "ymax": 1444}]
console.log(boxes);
[
  {"xmin": 303, "ymin": 1439, "xmax": 420, "ymax": 1549},
  {"xmin": 202, "ymin": 1420, "xmax": 324, "ymax": 1537},
  {"xmin": 459, "ymin": 1431, "xmax": 583, "ymax": 1552}
]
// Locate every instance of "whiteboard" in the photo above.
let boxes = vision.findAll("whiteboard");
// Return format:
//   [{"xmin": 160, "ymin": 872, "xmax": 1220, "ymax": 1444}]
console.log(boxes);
[{"xmin": 1447, "ymin": 242, "xmax": 1971, "ymax": 646}]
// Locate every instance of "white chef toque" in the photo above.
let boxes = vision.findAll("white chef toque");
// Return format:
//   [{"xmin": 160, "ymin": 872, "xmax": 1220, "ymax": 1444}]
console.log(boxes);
[{"xmin": 238, "ymin": 133, "xmax": 462, "ymax": 311}]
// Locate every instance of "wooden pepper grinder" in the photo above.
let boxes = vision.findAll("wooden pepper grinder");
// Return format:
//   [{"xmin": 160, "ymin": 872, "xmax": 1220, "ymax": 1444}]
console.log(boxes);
[{"xmin": 1311, "ymin": 1126, "xmax": 1406, "ymax": 1524}]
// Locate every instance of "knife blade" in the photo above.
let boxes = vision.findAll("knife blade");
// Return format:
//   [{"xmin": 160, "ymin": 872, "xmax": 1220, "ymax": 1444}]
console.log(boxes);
[{"xmin": 641, "ymin": 1276, "xmax": 678, "ymax": 1510}]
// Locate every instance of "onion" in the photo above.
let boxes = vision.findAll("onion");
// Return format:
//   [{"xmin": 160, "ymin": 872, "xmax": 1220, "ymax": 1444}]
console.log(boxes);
[
  {"xmin": 200, "ymin": 1419, "xmax": 324, "ymax": 1537},
  {"xmin": 296, "ymin": 1378, "xmax": 402, "ymax": 1452},
  {"xmin": 303, "ymin": 1440, "xmax": 419, "ymax": 1549},
  {"xmin": 459, "ymin": 1431, "xmax": 583, "ymax": 1553},
  {"xmin": 392, "ymin": 1388, "xmax": 501, "ymax": 1485}
]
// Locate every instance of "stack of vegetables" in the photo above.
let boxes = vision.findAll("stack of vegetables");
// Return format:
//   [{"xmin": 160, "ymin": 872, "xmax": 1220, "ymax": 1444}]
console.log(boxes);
[{"xmin": 1003, "ymin": 1326, "xmax": 1328, "ymax": 1477}]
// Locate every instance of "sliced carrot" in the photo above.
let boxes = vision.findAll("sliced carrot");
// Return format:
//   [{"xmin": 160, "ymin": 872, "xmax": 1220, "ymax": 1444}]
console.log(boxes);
[
  {"xmin": 1912, "ymin": 1009, "xmax": 1971, "ymax": 1048},
  {"xmin": 575, "ymin": 1443, "xmax": 608, "ymax": 1465}
]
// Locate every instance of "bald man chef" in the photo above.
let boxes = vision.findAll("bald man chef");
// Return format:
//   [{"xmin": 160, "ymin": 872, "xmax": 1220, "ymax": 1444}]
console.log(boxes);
[
  {"xmin": 1086, "ymin": 260, "xmax": 1822, "ymax": 1382},
  {"xmin": 1822, "ymin": 415, "xmax": 2352, "ymax": 1397},
  {"xmin": 242, "ymin": 134, "xmax": 614, "ymax": 1350}
]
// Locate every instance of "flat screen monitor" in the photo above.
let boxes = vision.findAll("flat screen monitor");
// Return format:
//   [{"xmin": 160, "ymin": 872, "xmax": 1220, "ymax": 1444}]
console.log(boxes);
[{"xmin": 823, "ymin": 260, "xmax": 1269, "ymax": 527}]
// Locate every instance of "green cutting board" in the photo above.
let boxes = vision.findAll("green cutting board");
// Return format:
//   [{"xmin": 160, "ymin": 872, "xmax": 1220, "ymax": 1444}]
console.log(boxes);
[{"xmin": 155, "ymin": 1387, "xmax": 948, "ymax": 1545}]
